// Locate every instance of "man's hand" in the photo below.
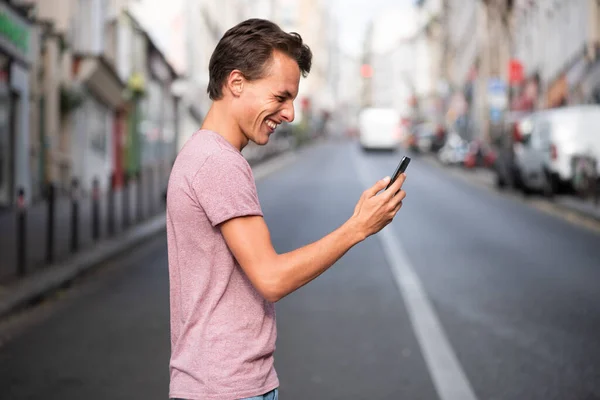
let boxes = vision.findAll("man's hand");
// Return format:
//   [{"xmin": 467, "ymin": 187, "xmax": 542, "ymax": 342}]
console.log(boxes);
[
  {"xmin": 220, "ymin": 173, "xmax": 407, "ymax": 302},
  {"xmin": 349, "ymin": 174, "xmax": 407, "ymax": 240}
]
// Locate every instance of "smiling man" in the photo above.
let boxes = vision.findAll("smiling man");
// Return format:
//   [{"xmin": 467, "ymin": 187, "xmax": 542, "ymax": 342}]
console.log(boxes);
[{"xmin": 166, "ymin": 19, "xmax": 407, "ymax": 400}]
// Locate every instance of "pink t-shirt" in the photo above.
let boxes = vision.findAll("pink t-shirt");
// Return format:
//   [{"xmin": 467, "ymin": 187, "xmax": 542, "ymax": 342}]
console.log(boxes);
[{"xmin": 166, "ymin": 130, "xmax": 278, "ymax": 400}]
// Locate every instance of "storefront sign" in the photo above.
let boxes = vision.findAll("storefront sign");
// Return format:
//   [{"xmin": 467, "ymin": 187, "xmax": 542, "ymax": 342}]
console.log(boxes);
[
  {"xmin": 508, "ymin": 59, "xmax": 524, "ymax": 85},
  {"xmin": 488, "ymin": 78, "xmax": 508, "ymax": 109},
  {"xmin": 488, "ymin": 78, "xmax": 508, "ymax": 124},
  {"xmin": 0, "ymin": 3, "xmax": 31, "ymax": 64}
]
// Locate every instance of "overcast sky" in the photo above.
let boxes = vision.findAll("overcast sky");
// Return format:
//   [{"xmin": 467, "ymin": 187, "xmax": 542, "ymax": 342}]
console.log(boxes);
[{"xmin": 136, "ymin": 0, "xmax": 413, "ymax": 59}]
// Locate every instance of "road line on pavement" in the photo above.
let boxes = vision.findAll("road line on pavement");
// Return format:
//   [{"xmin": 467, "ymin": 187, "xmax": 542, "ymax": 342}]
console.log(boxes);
[{"xmin": 353, "ymin": 150, "xmax": 478, "ymax": 400}]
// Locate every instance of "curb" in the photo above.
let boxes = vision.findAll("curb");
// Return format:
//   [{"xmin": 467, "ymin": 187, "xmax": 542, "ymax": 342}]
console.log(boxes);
[
  {"xmin": 0, "ymin": 145, "xmax": 310, "ymax": 320},
  {"xmin": 550, "ymin": 197, "xmax": 600, "ymax": 223},
  {"xmin": 419, "ymin": 152, "xmax": 600, "ymax": 232},
  {"xmin": 0, "ymin": 215, "xmax": 167, "ymax": 320}
]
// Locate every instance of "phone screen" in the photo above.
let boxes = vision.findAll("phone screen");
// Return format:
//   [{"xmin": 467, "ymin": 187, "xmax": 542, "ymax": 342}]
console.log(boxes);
[{"xmin": 385, "ymin": 156, "xmax": 411, "ymax": 190}]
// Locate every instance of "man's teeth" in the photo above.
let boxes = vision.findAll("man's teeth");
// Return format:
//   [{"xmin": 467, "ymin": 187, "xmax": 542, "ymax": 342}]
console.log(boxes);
[{"xmin": 266, "ymin": 120, "xmax": 277, "ymax": 129}]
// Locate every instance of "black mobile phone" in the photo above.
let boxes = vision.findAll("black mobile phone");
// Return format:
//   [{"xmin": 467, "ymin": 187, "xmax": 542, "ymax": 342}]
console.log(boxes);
[{"xmin": 386, "ymin": 156, "xmax": 411, "ymax": 190}]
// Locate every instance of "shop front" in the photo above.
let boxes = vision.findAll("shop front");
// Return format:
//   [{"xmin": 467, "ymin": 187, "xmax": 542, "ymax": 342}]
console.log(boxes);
[
  {"xmin": 72, "ymin": 56, "xmax": 125, "ymax": 193},
  {"xmin": 0, "ymin": 2, "xmax": 31, "ymax": 207}
]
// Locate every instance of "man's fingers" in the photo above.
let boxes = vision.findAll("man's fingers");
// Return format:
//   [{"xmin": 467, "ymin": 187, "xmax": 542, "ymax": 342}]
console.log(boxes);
[
  {"xmin": 365, "ymin": 176, "xmax": 390, "ymax": 198},
  {"xmin": 392, "ymin": 190, "xmax": 407, "ymax": 207},
  {"xmin": 383, "ymin": 173, "xmax": 406, "ymax": 199}
]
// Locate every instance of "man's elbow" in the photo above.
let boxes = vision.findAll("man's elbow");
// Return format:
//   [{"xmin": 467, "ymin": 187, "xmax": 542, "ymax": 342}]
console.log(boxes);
[
  {"xmin": 257, "ymin": 278, "xmax": 285, "ymax": 303},
  {"xmin": 247, "ymin": 255, "xmax": 287, "ymax": 303},
  {"xmin": 262, "ymin": 290, "xmax": 283, "ymax": 303}
]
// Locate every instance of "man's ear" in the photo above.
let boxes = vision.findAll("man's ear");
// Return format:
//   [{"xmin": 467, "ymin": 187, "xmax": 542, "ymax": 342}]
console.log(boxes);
[{"xmin": 226, "ymin": 70, "xmax": 245, "ymax": 98}]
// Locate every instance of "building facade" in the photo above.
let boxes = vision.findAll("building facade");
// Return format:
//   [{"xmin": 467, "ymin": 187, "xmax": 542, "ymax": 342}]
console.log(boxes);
[
  {"xmin": 364, "ymin": 6, "xmax": 418, "ymax": 119},
  {"xmin": 0, "ymin": 0, "xmax": 33, "ymax": 207}
]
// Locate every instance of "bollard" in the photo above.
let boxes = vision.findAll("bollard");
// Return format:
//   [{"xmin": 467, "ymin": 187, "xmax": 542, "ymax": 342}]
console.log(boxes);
[
  {"xmin": 148, "ymin": 166, "xmax": 154, "ymax": 216},
  {"xmin": 46, "ymin": 183, "xmax": 55, "ymax": 265},
  {"xmin": 136, "ymin": 171, "xmax": 143, "ymax": 222},
  {"xmin": 70, "ymin": 178, "xmax": 79, "ymax": 253},
  {"xmin": 16, "ymin": 188, "xmax": 26, "ymax": 277},
  {"xmin": 107, "ymin": 172, "xmax": 115, "ymax": 236},
  {"xmin": 123, "ymin": 173, "xmax": 130, "ymax": 229},
  {"xmin": 92, "ymin": 177, "xmax": 100, "ymax": 240}
]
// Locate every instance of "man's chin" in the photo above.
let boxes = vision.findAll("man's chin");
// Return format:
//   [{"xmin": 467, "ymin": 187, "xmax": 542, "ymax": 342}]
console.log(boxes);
[{"xmin": 255, "ymin": 133, "xmax": 271, "ymax": 146}]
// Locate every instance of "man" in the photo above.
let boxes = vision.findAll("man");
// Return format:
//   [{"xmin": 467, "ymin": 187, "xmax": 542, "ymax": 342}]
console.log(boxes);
[{"xmin": 166, "ymin": 19, "xmax": 407, "ymax": 400}]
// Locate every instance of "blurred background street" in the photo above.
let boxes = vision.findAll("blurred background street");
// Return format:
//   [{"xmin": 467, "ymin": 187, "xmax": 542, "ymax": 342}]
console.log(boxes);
[
  {"xmin": 1, "ymin": 0, "xmax": 600, "ymax": 399},
  {"xmin": 1, "ymin": 141, "xmax": 599, "ymax": 400}
]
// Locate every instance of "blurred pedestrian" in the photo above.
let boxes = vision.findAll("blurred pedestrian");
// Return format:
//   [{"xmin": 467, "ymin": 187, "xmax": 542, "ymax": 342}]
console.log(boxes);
[{"xmin": 166, "ymin": 18, "xmax": 407, "ymax": 400}]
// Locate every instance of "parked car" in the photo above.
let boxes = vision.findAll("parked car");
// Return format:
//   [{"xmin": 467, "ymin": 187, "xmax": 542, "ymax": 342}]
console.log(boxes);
[
  {"xmin": 493, "ymin": 111, "xmax": 534, "ymax": 190},
  {"xmin": 513, "ymin": 105, "xmax": 600, "ymax": 196},
  {"xmin": 406, "ymin": 122, "xmax": 446, "ymax": 153},
  {"xmin": 438, "ymin": 131, "xmax": 469, "ymax": 166},
  {"xmin": 358, "ymin": 107, "xmax": 402, "ymax": 151},
  {"xmin": 463, "ymin": 139, "xmax": 497, "ymax": 169}
]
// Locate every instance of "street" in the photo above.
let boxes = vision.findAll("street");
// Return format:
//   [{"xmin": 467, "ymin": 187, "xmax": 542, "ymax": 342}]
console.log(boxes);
[{"xmin": 0, "ymin": 140, "xmax": 599, "ymax": 400}]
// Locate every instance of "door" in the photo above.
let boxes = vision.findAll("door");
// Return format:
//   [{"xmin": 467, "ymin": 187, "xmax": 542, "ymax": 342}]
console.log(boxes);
[{"xmin": 0, "ymin": 65, "xmax": 12, "ymax": 207}]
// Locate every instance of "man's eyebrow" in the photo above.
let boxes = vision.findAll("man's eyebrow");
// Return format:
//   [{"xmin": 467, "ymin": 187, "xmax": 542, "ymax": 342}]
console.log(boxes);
[{"xmin": 277, "ymin": 90, "xmax": 293, "ymax": 99}]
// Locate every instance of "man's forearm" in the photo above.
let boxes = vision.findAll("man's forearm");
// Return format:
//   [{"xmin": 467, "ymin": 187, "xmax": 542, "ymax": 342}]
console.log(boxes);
[{"xmin": 269, "ymin": 219, "xmax": 365, "ymax": 302}]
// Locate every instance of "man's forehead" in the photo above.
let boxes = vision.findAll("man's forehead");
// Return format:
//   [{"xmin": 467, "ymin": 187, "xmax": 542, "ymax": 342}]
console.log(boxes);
[{"xmin": 261, "ymin": 52, "xmax": 300, "ymax": 95}]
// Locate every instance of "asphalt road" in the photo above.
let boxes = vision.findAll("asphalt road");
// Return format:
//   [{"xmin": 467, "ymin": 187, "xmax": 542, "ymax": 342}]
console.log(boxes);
[{"xmin": 0, "ymin": 139, "xmax": 599, "ymax": 400}]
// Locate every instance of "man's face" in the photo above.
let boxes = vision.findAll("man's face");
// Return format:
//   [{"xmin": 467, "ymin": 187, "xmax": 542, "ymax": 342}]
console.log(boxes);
[{"xmin": 236, "ymin": 51, "xmax": 300, "ymax": 146}]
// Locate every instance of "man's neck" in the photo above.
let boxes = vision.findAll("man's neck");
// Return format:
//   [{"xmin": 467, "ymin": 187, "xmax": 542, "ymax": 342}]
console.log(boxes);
[{"xmin": 201, "ymin": 102, "xmax": 248, "ymax": 151}]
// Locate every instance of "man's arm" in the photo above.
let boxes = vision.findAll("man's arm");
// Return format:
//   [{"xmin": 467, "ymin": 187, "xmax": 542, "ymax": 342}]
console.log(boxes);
[{"xmin": 220, "ymin": 174, "xmax": 407, "ymax": 303}]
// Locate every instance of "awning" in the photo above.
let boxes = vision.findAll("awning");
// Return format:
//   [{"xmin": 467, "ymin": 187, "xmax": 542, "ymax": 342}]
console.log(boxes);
[{"xmin": 76, "ymin": 56, "xmax": 125, "ymax": 109}]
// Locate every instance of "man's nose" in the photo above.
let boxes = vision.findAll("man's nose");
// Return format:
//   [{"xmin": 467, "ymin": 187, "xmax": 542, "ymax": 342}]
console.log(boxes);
[{"xmin": 281, "ymin": 102, "xmax": 295, "ymax": 123}]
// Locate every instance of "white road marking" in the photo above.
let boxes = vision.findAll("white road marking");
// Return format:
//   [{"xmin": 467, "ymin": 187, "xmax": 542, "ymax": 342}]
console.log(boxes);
[{"xmin": 353, "ymin": 150, "xmax": 478, "ymax": 400}]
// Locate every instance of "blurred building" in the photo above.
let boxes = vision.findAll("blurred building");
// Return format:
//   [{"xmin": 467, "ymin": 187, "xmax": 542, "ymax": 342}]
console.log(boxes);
[
  {"xmin": 443, "ymin": 0, "xmax": 480, "ymax": 140},
  {"xmin": 169, "ymin": 0, "xmax": 249, "ymax": 151},
  {"xmin": 436, "ymin": 0, "xmax": 600, "ymax": 144},
  {"xmin": 331, "ymin": 49, "xmax": 361, "ymax": 137},
  {"xmin": 363, "ymin": 6, "xmax": 417, "ymax": 119},
  {"xmin": 13, "ymin": 0, "xmax": 127, "ymax": 197},
  {"xmin": 3, "ymin": 0, "xmax": 179, "ymax": 208},
  {"xmin": 0, "ymin": 0, "xmax": 33, "ymax": 206},
  {"xmin": 512, "ymin": 0, "xmax": 596, "ymax": 108},
  {"xmin": 413, "ymin": 0, "xmax": 445, "ymax": 123}
]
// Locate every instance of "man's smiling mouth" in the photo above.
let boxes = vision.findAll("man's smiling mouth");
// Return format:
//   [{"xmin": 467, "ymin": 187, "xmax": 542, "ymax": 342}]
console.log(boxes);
[{"xmin": 266, "ymin": 119, "xmax": 279, "ymax": 130}]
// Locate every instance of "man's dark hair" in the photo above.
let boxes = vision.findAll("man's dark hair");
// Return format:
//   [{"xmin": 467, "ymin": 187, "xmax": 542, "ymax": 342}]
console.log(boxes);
[{"xmin": 207, "ymin": 18, "xmax": 312, "ymax": 100}]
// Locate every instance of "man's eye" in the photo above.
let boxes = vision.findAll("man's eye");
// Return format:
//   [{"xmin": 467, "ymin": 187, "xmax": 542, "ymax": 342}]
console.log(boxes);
[{"xmin": 276, "ymin": 96, "xmax": 285, "ymax": 102}]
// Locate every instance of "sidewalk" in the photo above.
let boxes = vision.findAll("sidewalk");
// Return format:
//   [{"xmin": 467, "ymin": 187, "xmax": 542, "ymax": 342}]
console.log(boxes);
[
  {"xmin": 421, "ymin": 154, "xmax": 600, "ymax": 224},
  {"xmin": 0, "ymin": 146, "xmax": 303, "ymax": 320},
  {"xmin": 0, "ymin": 214, "xmax": 166, "ymax": 319}
]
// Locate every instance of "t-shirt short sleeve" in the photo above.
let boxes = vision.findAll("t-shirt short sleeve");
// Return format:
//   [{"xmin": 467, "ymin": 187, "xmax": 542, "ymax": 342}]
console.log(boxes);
[{"xmin": 192, "ymin": 150, "xmax": 263, "ymax": 227}]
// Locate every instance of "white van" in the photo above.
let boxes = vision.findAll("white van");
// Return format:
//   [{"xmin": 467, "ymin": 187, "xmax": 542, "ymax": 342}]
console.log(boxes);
[
  {"xmin": 513, "ymin": 105, "xmax": 600, "ymax": 195},
  {"xmin": 358, "ymin": 107, "xmax": 401, "ymax": 150}
]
